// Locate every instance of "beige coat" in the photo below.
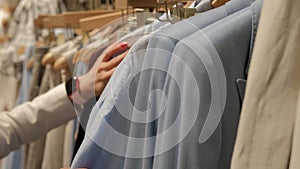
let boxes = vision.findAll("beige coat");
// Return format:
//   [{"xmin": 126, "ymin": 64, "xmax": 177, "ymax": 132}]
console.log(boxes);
[
  {"xmin": 0, "ymin": 83, "xmax": 76, "ymax": 158},
  {"xmin": 231, "ymin": 0, "xmax": 300, "ymax": 169}
]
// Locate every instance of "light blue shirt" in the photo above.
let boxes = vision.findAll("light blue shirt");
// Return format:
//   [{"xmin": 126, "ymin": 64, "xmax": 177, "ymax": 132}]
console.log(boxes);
[{"xmin": 71, "ymin": 0, "xmax": 262, "ymax": 168}]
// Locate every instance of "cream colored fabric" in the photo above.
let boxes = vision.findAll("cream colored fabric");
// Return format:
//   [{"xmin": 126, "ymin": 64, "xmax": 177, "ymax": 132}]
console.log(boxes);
[
  {"xmin": 25, "ymin": 64, "xmax": 52, "ymax": 169},
  {"xmin": 0, "ymin": 83, "xmax": 76, "ymax": 158},
  {"xmin": 0, "ymin": 74, "xmax": 18, "ymax": 111},
  {"xmin": 63, "ymin": 119, "xmax": 75, "ymax": 167},
  {"xmin": 41, "ymin": 67, "xmax": 74, "ymax": 169},
  {"xmin": 41, "ymin": 67, "xmax": 66, "ymax": 169},
  {"xmin": 41, "ymin": 125, "xmax": 66, "ymax": 169},
  {"xmin": 289, "ymin": 91, "xmax": 300, "ymax": 169},
  {"xmin": 231, "ymin": 0, "xmax": 300, "ymax": 169},
  {"xmin": 61, "ymin": 69, "xmax": 75, "ymax": 167}
]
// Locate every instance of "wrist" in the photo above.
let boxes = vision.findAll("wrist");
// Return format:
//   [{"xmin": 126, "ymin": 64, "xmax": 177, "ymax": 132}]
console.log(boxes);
[
  {"xmin": 77, "ymin": 75, "xmax": 94, "ymax": 99},
  {"xmin": 65, "ymin": 77, "xmax": 88, "ymax": 105}
]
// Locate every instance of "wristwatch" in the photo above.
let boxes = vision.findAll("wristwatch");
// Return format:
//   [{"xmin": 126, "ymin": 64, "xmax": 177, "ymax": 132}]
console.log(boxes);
[{"xmin": 65, "ymin": 77, "xmax": 88, "ymax": 105}]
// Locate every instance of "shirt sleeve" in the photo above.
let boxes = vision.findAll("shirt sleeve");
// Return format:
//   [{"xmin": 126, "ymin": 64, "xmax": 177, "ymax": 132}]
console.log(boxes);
[{"xmin": 0, "ymin": 83, "xmax": 76, "ymax": 158}]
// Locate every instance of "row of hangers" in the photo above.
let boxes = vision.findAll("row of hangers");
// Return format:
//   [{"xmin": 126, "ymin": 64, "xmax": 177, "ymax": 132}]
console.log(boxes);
[
  {"xmin": 1, "ymin": 0, "xmax": 229, "ymax": 47},
  {"xmin": 29, "ymin": 4, "xmax": 133, "ymax": 71},
  {"xmin": 28, "ymin": 0, "xmax": 229, "ymax": 72},
  {"xmin": 34, "ymin": 10, "xmax": 123, "ymax": 31},
  {"xmin": 29, "ymin": 0, "xmax": 143, "ymax": 71},
  {"xmin": 124, "ymin": 0, "xmax": 229, "ymax": 23}
]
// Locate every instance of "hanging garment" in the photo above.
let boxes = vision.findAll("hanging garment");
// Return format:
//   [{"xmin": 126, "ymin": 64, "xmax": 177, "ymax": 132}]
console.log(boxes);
[
  {"xmin": 41, "ymin": 110, "xmax": 66, "ymax": 169},
  {"xmin": 0, "ymin": 47, "xmax": 18, "ymax": 112},
  {"xmin": 72, "ymin": 98, "xmax": 98, "ymax": 161},
  {"xmin": 195, "ymin": 0, "xmax": 213, "ymax": 13},
  {"xmin": 60, "ymin": 68, "xmax": 75, "ymax": 168},
  {"xmin": 290, "ymin": 91, "xmax": 300, "ymax": 169},
  {"xmin": 41, "ymin": 67, "xmax": 66, "ymax": 169},
  {"xmin": 25, "ymin": 42, "xmax": 72, "ymax": 169},
  {"xmin": 71, "ymin": 45, "xmax": 114, "ymax": 160},
  {"xmin": 145, "ymin": 0, "xmax": 256, "ymax": 80},
  {"xmin": 0, "ymin": 74, "xmax": 18, "ymax": 111},
  {"xmin": 63, "ymin": 118, "xmax": 76, "ymax": 167},
  {"xmin": 24, "ymin": 47, "xmax": 49, "ymax": 169},
  {"xmin": 71, "ymin": 0, "xmax": 262, "ymax": 168},
  {"xmin": 121, "ymin": 0, "xmax": 261, "ymax": 168},
  {"xmin": 71, "ymin": 16, "xmax": 169, "ymax": 161},
  {"xmin": 28, "ymin": 48, "xmax": 48, "ymax": 101},
  {"xmin": 71, "ymin": 59, "xmax": 90, "ymax": 161},
  {"xmin": 230, "ymin": 0, "xmax": 300, "ymax": 168},
  {"xmin": 0, "ymin": 43, "xmax": 35, "ymax": 169},
  {"xmin": 164, "ymin": 2, "xmax": 261, "ymax": 168},
  {"xmin": 64, "ymin": 0, "xmax": 80, "ymax": 11},
  {"xmin": 25, "ymin": 64, "xmax": 53, "ymax": 169},
  {"xmin": 71, "ymin": 34, "xmax": 154, "ymax": 169},
  {"xmin": 15, "ymin": 44, "xmax": 35, "ymax": 105}
]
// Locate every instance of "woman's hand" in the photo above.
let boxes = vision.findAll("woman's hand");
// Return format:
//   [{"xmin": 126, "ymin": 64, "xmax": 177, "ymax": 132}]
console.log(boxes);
[{"xmin": 78, "ymin": 42, "xmax": 129, "ymax": 100}]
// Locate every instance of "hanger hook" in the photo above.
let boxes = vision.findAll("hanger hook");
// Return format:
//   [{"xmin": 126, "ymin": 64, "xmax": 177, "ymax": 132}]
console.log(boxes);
[{"xmin": 156, "ymin": 1, "xmax": 175, "ymax": 24}]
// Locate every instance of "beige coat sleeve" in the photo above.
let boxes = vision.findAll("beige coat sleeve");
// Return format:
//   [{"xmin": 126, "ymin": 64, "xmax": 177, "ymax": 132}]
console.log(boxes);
[{"xmin": 0, "ymin": 83, "xmax": 76, "ymax": 158}]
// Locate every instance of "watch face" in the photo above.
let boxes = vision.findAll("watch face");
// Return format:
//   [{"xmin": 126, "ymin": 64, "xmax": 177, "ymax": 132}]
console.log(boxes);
[
  {"xmin": 66, "ymin": 77, "xmax": 77, "ymax": 95},
  {"xmin": 71, "ymin": 77, "xmax": 78, "ymax": 93}
]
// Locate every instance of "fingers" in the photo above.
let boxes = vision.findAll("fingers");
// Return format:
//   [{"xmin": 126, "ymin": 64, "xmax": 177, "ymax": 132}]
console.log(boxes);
[
  {"xmin": 102, "ymin": 42, "xmax": 129, "ymax": 62},
  {"xmin": 92, "ymin": 42, "xmax": 130, "ymax": 96},
  {"xmin": 99, "ymin": 50, "xmax": 128, "ymax": 71},
  {"xmin": 97, "ymin": 68, "xmax": 116, "ymax": 81},
  {"xmin": 105, "ymin": 67, "xmax": 116, "ymax": 79}
]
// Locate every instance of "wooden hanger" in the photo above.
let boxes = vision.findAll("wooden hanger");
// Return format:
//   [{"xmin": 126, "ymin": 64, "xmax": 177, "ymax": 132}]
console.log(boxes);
[
  {"xmin": 63, "ymin": 10, "xmax": 118, "ymax": 28},
  {"xmin": 16, "ymin": 46, "xmax": 26, "ymax": 55},
  {"xmin": 42, "ymin": 43, "xmax": 65, "ymax": 66},
  {"xmin": 54, "ymin": 48, "xmax": 78, "ymax": 71},
  {"xmin": 42, "ymin": 40, "xmax": 79, "ymax": 66},
  {"xmin": 184, "ymin": 1, "xmax": 195, "ymax": 8},
  {"xmin": 26, "ymin": 57, "xmax": 35, "ymax": 69},
  {"xmin": 211, "ymin": 0, "xmax": 229, "ymax": 8},
  {"xmin": 43, "ymin": 14, "xmax": 66, "ymax": 28},
  {"xmin": 38, "ymin": 9, "xmax": 123, "ymax": 66},
  {"xmin": 42, "ymin": 53, "xmax": 56, "ymax": 66},
  {"xmin": 1, "ymin": 5, "xmax": 10, "ymax": 26},
  {"xmin": 128, "ymin": 0, "xmax": 157, "ymax": 8},
  {"xmin": 79, "ymin": 11, "xmax": 123, "ymax": 32},
  {"xmin": 72, "ymin": 50, "xmax": 81, "ymax": 64},
  {"xmin": 0, "ymin": 35, "xmax": 8, "ymax": 44},
  {"xmin": 34, "ymin": 15, "xmax": 49, "ymax": 29}
]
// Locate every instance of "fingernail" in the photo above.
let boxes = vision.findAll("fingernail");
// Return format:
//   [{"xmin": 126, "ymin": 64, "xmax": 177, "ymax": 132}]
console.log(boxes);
[{"xmin": 120, "ymin": 42, "xmax": 128, "ymax": 48}]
